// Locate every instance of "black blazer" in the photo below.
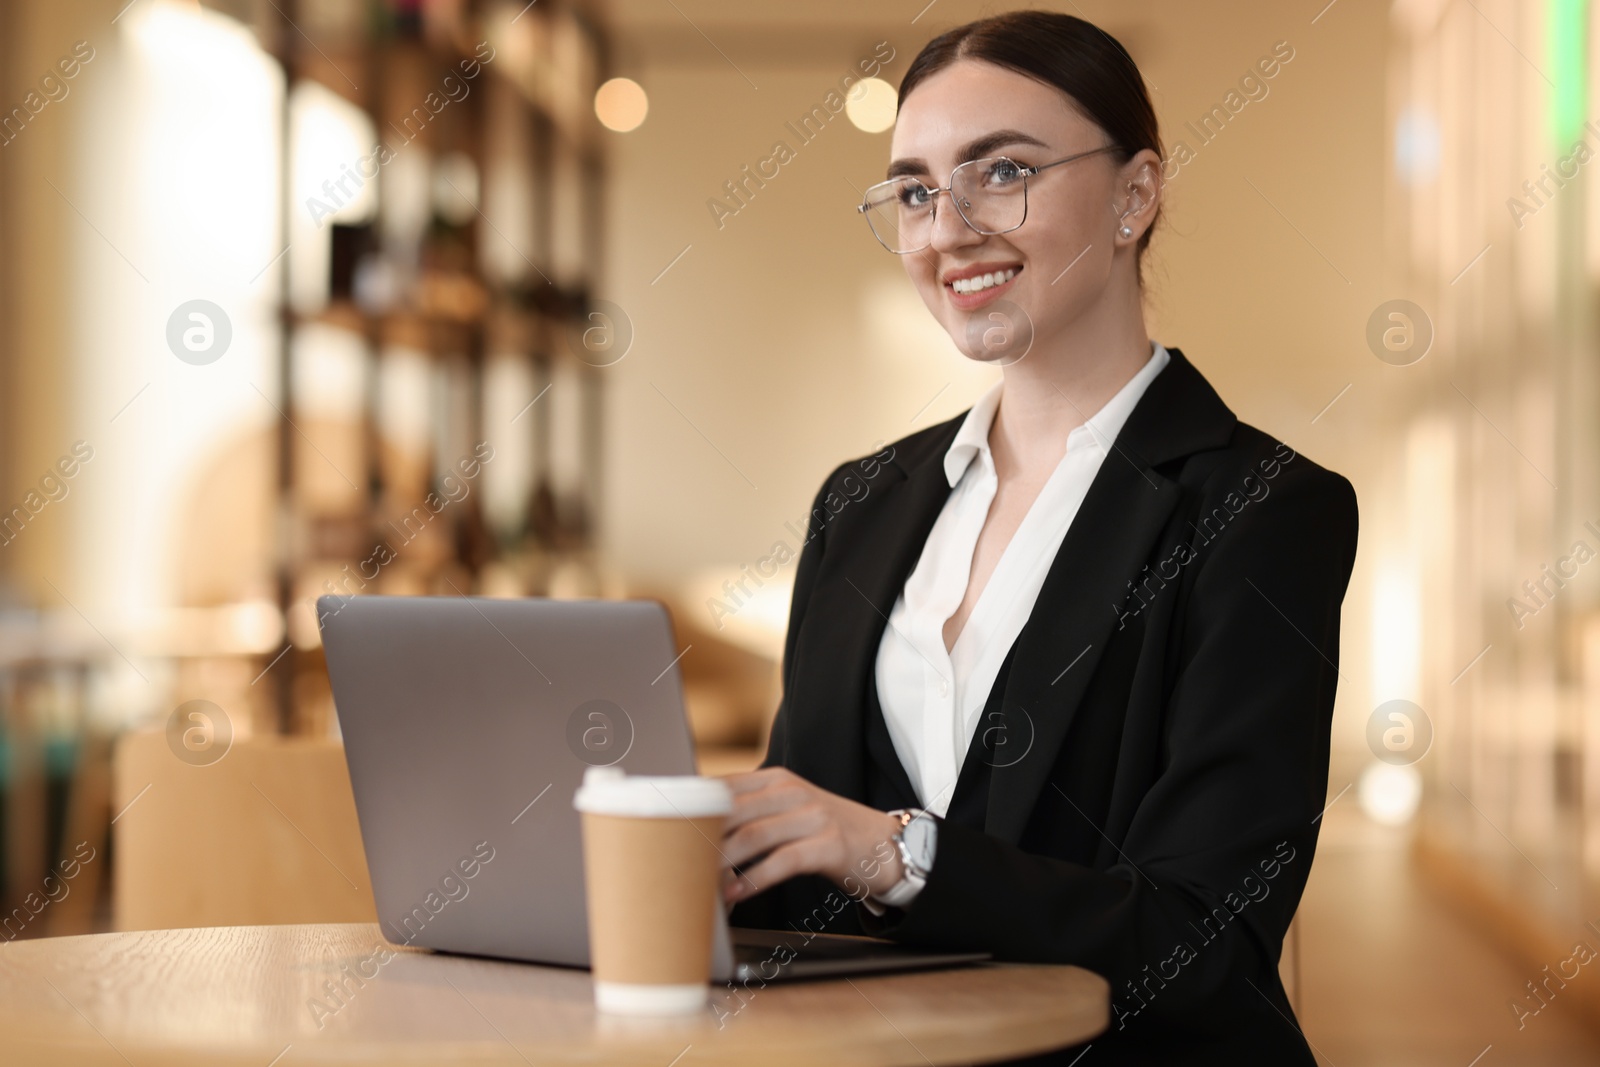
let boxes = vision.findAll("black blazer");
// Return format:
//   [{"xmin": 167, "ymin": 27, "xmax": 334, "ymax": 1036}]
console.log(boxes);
[{"xmin": 729, "ymin": 347, "xmax": 1359, "ymax": 1065}]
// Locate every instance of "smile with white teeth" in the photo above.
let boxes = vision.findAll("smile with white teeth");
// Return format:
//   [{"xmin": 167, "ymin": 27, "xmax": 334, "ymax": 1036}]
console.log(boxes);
[{"xmin": 951, "ymin": 269, "xmax": 1018, "ymax": 294}]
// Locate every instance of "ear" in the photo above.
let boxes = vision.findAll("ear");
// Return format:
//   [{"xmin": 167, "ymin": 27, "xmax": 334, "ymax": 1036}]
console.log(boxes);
[{"xmin": 1117, "ymin": 150, "xmax": 1164, "ymax": 241}]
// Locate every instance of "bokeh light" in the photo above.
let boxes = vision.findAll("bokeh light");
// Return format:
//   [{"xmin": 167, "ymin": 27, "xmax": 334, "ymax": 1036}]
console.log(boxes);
[
  {"xmin": 845, "ymin": 77, "xmax": 896, "ymax": 133},
  {"xmin": 595, "ymin": 77, "xmax": 648, "ymax": 132},
  {"xmin": 1357, "ymin": 761, "xmax": 1423, "ymax": 827}
]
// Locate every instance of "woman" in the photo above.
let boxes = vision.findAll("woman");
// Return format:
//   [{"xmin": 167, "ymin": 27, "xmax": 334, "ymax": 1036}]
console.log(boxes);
[{"xmin": 722, "ymin": 11, "xmax": 1357, "ymax": 1065}]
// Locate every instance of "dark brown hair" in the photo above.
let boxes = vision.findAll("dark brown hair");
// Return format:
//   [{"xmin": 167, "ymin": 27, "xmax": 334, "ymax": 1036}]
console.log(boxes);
[{"xmin": 898, "ymin": 11, "xmax": 1163, "ymax": 282}]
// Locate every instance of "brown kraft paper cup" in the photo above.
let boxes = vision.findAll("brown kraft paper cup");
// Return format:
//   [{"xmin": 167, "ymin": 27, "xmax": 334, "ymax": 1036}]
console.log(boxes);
[{"xmin": 574, "ymin": 768, "xmax": 731, "ymax": 1014}]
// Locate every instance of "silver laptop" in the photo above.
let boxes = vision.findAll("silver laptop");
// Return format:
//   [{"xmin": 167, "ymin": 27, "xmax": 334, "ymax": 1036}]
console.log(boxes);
[{"xmin": 317, "ymin": 593, "xmax": 987, "ymax": 982}]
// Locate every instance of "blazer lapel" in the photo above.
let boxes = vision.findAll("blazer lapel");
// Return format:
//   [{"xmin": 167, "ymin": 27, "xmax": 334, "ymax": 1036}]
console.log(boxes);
[
  {"xmin": 785, "ymin": 423, "xmax": 958, "ymax": 802},
  {"xmin": 981, "ymin": 459, "xmax": 1180, "ymax": 842},
  {"xmin": 983, "ymin": 347, "xmax": 1236, "ymax": 843}
]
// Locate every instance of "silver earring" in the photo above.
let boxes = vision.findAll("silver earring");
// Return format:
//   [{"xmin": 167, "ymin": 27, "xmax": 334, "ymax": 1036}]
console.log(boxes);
[{"xmin": 1119, "ymin": 224, "xmax": 1134, "ymax": 238}]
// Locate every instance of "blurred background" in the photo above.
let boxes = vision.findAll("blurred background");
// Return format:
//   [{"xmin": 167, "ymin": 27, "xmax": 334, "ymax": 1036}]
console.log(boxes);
[{"xmin": 0, "ymin": 0, "xmax": 1596, "ymax": 1061}]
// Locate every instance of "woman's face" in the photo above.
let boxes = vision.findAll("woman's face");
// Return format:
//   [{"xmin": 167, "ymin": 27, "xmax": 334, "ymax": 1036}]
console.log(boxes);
[{"xmin": 888, "ymin": 59, "xmax": 1143, "ymax": 362}]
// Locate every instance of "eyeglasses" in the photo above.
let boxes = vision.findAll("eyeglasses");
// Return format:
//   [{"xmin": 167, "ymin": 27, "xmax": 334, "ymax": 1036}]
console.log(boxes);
[{"xmin": 857, "ymin": 145, "xmax": 1123, "ymax": 255}]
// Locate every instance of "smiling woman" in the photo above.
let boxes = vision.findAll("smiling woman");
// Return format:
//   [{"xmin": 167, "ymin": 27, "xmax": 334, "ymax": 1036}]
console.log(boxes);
[{"xmin": 722, "ymin": 10, "xmax": 1358, "ymax": 1067}]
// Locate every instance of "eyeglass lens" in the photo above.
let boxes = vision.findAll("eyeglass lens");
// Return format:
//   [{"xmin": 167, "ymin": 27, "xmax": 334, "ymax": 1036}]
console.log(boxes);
[{"xmin": 863, "ymin": 158, "xmax": 1030, "ymax": 254}]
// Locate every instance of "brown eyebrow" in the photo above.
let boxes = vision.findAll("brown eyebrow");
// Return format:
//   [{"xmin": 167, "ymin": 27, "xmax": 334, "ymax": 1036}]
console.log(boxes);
[{"xmin": 886, "ymin": 129, "xmax": 1053, "ymax": 180}]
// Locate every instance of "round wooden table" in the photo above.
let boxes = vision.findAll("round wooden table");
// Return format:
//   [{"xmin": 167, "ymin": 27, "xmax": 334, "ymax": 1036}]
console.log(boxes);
[{"xmin": 0, "ymin": 924, "xmax": 1108, "ymax": 1066}]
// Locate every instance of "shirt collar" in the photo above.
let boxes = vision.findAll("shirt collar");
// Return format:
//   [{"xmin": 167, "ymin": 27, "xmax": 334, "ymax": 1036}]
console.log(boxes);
[{"xmin": 942, "ymin": 342, "xmax": 1172, "ymax": 488}]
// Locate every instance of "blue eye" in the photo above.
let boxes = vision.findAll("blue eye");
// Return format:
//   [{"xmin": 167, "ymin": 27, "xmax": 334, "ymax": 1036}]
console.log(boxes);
[
  {"xmin": 985, "ymin": 159, "xmax": 1025, "ymax": 187},
  {"xmin": 897, "ymin": 183, "xmax": 934, "ymax": 209}
]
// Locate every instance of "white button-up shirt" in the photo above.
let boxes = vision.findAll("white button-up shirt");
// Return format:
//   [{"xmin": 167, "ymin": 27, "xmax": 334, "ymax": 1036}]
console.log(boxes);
[{"xmin": 873, "ymin": 343, "xmax": 1171, "ymax": 819}]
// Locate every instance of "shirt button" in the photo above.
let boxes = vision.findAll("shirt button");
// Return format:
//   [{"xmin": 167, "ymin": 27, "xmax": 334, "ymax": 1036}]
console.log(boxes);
[{"xmin": 938, "ymin": 679, "xmax": 949, "ymax": 696}]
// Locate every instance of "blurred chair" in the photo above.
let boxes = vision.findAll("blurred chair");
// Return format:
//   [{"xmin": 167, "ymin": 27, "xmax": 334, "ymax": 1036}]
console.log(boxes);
[
  {"xmin": 112, "ymin": 730, "xmax": 375, "ymax": 930},
  {"xmin": 655, "ymin": 587, "xmax": 782, "ymax": 777}
]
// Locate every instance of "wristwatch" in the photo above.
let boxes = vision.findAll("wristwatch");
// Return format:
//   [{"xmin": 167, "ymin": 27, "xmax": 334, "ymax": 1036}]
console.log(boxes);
[{"xmin": 876, "ymin": 808, "xmax": 939, "ymax": 908}]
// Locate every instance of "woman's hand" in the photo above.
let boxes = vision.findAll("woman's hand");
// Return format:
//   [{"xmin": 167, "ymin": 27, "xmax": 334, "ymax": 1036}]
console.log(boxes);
[{"xmin": 719, "ymin": 767, "xmax": 904, "ymax": 905}]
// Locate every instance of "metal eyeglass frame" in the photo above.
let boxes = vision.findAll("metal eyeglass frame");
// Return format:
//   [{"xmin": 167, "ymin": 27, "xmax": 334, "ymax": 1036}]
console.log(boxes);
[{"xmin": 857, "ymin": 144, "xmax": 1124, "ymax": 254}]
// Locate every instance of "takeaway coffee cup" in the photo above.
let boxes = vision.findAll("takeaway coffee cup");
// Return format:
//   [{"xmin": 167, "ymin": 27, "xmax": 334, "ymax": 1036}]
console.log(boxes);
[{"xmin": 573, "ymin": 766, "xmax": 732, "ymax": 1014}]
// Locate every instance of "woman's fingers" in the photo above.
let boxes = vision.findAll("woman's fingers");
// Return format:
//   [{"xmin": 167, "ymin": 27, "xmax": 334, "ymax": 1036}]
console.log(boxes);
[
  {"xmin": 722, "ymin": 804, "xmax": 828, "ymax": 870},
  {"xmin": 720, "ymin": 865, "xmax": 750, "ymax": 911},
  {"xmin": 722, "ymin": 767, "xmax": 790, "ymax": 795},
  {"xmin": 723, "ymin": 777, "xmax": 811, "ymax": 832},
  {"xmin": 714, "ymin": 769, "xmax": 905, "ymax": 903},
  {"xmin": 726, "ymin": 838, "xmax": 827, "ymax": 903}
]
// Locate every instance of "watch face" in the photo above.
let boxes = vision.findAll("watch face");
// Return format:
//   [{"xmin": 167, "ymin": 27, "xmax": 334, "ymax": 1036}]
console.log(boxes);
[{"xmin": 903, "ymin": 815, "xmax": 937, "ymax": 870}]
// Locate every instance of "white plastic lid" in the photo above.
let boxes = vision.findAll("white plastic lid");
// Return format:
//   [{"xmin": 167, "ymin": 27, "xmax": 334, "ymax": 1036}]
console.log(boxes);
[{"xmin": 572, "ymin": 766, "xmax": 732, "ymax": 819}]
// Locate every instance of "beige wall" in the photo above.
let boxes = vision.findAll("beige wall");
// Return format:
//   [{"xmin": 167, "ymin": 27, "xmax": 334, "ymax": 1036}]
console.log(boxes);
[
  {"xmin": 0, "ymin": 0, "xmax": 112, "ymax": 591},
  {"xmin": 599, "ymin": 1, "xmax": 1389, "ymax": 752}
]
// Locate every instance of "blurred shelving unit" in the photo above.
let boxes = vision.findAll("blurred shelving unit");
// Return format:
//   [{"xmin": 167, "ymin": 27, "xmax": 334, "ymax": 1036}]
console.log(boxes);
[{"xmin": 249, "ymin": 0, "xmax": 617, "ymax": 736}]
